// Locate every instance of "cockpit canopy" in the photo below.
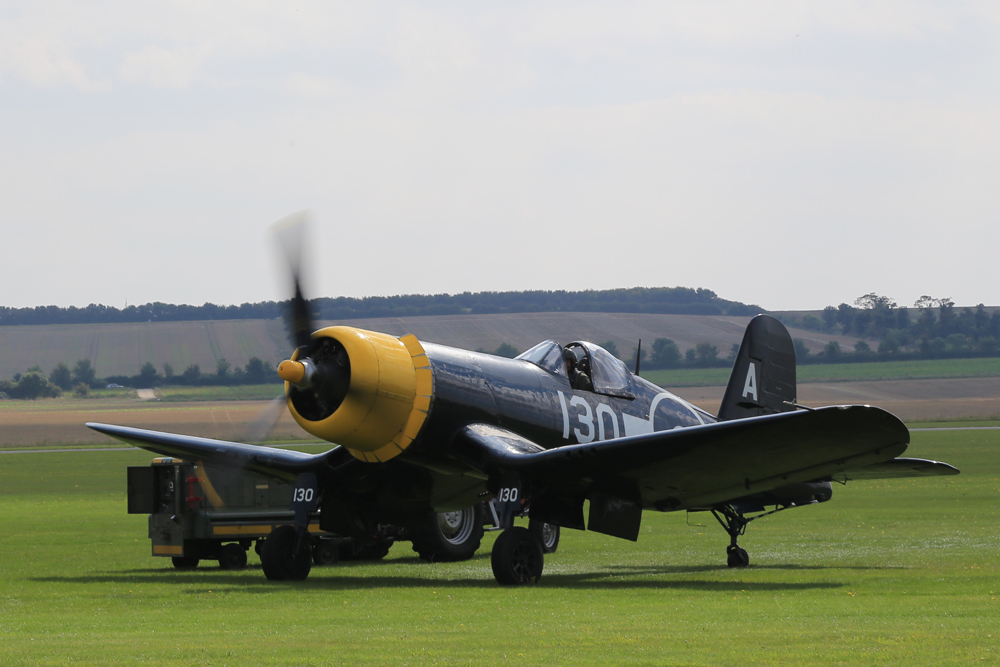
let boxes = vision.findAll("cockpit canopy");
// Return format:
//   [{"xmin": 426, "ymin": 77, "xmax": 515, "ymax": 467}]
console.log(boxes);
[
  {"xmin": 517, "ymin": 340, "xmax": 567, "ymax": 376},
  {"xmin": 516, "ymin": 339, "xmax": 634, "ymax": 398}
]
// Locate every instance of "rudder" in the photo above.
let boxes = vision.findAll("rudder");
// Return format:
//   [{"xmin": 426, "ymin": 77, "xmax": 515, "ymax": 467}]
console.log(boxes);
[{"xmin": 718, "ymin": 315, "xmax": 796, "ymax": 420}]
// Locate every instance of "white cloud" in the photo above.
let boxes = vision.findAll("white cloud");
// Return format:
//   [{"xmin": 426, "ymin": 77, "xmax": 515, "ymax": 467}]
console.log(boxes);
[
  {"xmin": 0, "ymin": 33, "xmax": 108, "ymax": 91},
  {"xmin": 1, "ymin": 1, "xmax": 999, "ymax": 309},
  {"xmin": 119, "ymin": 45, "xmax": 202, "ymax": 89}
]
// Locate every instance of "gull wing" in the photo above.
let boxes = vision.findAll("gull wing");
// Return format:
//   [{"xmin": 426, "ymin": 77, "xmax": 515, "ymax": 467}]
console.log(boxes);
[
  {"xmin": 87, "ymin": 423, "xmax": 332, "ymax": 483},
  {"xmin": 454, "ymin": 405, "xmax": 925, "ymax": 511}
]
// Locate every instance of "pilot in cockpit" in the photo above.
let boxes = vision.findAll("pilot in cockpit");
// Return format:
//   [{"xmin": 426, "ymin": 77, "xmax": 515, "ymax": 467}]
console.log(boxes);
[
  {"xmin": 576, "ymin": 356, "xmax": 594, "ymax": 392},
  {"xmin": 563, "ymin": 348, "xmax": 593, "ymax": 392}
]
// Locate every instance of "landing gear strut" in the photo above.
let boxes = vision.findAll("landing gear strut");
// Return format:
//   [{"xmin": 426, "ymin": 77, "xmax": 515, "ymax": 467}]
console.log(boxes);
[
  {"xmin": 711, "ymin": 503, "xmax": 794, "ymax": 568},
  {"xmin": 712, "ymin": 506, "xmax": 750, "ymax": 568}
]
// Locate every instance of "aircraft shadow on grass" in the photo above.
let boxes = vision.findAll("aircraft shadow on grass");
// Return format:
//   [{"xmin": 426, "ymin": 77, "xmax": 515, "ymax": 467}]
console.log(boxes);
[{"xmin": 31, "ymin": 558, "xmax": 900, "ymax": 592}]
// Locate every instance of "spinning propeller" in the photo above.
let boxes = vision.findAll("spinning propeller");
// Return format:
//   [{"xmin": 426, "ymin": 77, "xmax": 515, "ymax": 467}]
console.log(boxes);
[
  {"xmin": 248, "ymin": 212, "xmax": 428, "ymax": 464},
  {"xmin": 272, "ymin": 214, "xmax": 351, "ymax": 422},
  {"xmin": 241, "ymin": 213, "xmax": 349, "ymax": 443}
]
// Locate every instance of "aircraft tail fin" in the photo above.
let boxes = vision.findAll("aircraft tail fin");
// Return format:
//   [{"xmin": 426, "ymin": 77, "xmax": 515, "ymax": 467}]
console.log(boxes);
[{"xmin": 718, "ymin": 315, "xmax": 796, "ymax": 421}]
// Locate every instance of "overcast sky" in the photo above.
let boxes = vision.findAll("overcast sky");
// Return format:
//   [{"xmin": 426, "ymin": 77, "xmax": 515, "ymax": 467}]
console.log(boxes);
[{"xmin": 2, "ymin": 1, "xmax": 998, "ymax": 312}]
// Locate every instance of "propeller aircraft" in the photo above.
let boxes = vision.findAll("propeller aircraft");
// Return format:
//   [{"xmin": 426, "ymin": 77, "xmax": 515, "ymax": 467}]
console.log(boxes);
[{"xmin": 88, "ymin": 215, "xmax": 959, "ymax": 585}]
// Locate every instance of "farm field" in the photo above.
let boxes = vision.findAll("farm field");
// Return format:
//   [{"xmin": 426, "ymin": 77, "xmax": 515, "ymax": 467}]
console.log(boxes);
[
  {"xmin": 155, "ymin": 384, "xmax": 284, "ymax": 402},
  {"xmin": 0, "ymin": 396, "xmax": 313, "ymax": 448},
  {"xmin": 0, "ymin": 319, "xmax": 291, "ymax": 380},
  {"xmin": 675, "ymin": 376, "xmax": 1000, "ymax": 423},
  {"xmin": 0, "ymin": 313, "xmax": 859, "ymax": 380},
  {"xmin": 643, "ymin": 356, "xmax": 1000, "ymax": 387},
  {"xmin": 6, "ymin": 371, "xmax": 1000, "ymax": 448},
  {"xmin": 0, "ymin": 429, "xmax": 996, "ymax": 665}
]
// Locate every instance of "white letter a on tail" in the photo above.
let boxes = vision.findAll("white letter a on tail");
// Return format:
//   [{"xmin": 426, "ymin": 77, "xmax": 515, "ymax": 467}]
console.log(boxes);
[{"xmin": 742, "ymin": 362, "xmax": 758, "ymax": 402}]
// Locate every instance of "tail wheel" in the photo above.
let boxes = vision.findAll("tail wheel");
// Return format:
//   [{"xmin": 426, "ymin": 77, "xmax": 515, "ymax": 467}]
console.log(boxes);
[
  {"xmin": 261, "ymin": 525, "xmax": 313, "ymax": 581},
  {"xmin": 726, "ymin": 546, "xmax": 750, "ymax": 568},
  {"xmin": 411, "ymin": 504, "xmax": 484, "ymax": 562},
  {"xmin": 491, "ymin": 527, "xmax": 544, "ymax": 586},
  {"xmin": 218, "ymin": 543, "xmax": 248, "ymax": 570},
  {"xmin": 529, "ymin": 519, "xmax": 560, "ymax": 554}
]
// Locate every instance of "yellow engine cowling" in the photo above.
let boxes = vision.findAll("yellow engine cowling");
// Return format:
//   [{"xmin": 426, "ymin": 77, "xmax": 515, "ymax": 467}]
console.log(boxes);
[{"xmin": 283, "ymin": 326, "xmax": 433, "ymax": 463}]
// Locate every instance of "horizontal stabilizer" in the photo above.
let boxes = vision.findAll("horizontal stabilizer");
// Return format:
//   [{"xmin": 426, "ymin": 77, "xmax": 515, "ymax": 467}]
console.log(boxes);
[{"xmin": 831, "ymin": 457, "xmax": 959, "ymax": 482}]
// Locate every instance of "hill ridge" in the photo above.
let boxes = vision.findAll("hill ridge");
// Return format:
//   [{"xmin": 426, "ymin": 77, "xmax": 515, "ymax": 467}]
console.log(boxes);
[{"xmin": 0, "ymin": 311, "xmax": 856, "ymax": 380}]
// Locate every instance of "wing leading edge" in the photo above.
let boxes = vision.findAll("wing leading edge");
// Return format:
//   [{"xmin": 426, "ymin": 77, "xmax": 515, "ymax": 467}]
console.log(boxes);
[{"xmin": 86, "ymin": 423, "xmax": 331, "ymax": 483}]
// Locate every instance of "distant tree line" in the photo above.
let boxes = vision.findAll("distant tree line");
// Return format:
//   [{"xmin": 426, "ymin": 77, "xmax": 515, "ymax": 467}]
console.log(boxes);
[
  {"xmin": 0, "ymin": 358, "xmax": 281, "ymax": 400},
  {"xmin": 484, "ymin": 338, "xmax": 736, "ymax": 370},
  {"xmin": 624, "ymin": 339, "xmax": 735, "ymax": 370},
  {"xmin": 0, "ymin": 359, "xmax": 99, "ymax": 400},
  {"xmin": 102, "ymin": 357, "xmax": 280, "ymax": 389},
  {"xmin": 781, "ymin": 293, "xmax": 1000, "ymax": 362},
  {"xmin": 0, "ymin": 287, "xmax": 760, "ymax": 327}
]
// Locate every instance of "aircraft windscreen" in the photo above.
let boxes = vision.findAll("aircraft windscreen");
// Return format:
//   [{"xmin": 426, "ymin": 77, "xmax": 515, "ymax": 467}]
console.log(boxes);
[
  {"xmin": 586, "ymin": 344, "xmax": 633, "ymax": 396},
  {"xmin": 516, "ymin": 340, "xmax": 567, "ymax": 376}
]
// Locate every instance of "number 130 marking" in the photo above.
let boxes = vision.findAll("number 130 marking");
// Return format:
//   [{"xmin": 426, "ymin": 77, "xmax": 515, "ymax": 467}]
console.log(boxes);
[
  {"xmin": 294, "ymin": 487, "xmax": 314, "ymax": 502},
  {"xmin": 497, "ymin": 487, "xmax": 518, "ymax": 502}
]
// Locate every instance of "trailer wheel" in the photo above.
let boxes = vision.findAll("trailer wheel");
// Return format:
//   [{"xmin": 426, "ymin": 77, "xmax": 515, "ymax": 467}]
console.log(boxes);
[
  {"xmin": 219, "ymin": 543, "xmax": 248, "ymax": 570},
  {"xmin": 261, "ymin": 526, "xmax": 312, "ymax": 581},
  {"xmin": 411, "ymin": 504, "xmax": 484, "ymax": 562},
  {"xmin": 312, "ymin": 540, "xmax": 339, "ymax": 566},
  {"xmin": 171, "ymin": 556, "xmax": 199, "ymax": 569}
]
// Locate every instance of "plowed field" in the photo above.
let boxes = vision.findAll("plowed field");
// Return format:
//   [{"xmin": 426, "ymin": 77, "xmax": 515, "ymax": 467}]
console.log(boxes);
[
  {"xmin": 4, "ymin": 375, "xmax": 1000, "ymax": 448},
  {"xmin": 0, "ymin": 313, "xmax": 858, "ymax": 379},
  {"xmin": 0, "ymin": 398, "xmax": 311, "ymax": 447},
  {"xmin": 674, "ymin": 376, "xmax": 1000, "ymax": 422}
]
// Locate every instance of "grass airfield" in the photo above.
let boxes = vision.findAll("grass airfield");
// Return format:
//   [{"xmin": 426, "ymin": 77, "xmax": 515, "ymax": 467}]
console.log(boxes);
[{"xmin": 1, "ymin": 429, "xmax": 997, "ymax": 665}]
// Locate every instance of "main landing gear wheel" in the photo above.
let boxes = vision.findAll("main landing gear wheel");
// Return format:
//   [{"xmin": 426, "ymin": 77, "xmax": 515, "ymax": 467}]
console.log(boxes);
[
  {"xmin": 529, "ymin": 519, "xmax": 560, "ymax": 554},
  {"xmin": 219, "ymin": 543, "xmax": 248, "ymax": 570},
  {"xmin": 411, "ymin": 504, "xmax": 484, "ymax": 562},
  {"xmin": 261, "ymin": 525, "xmax": 313, "ymax": 581},
  {"xmin": 171, "ymin": 556, "xmax": 199, "ymax": 570},
  {"xmin": 491, "ymin": 526, "xmax": 544, "ymax": 586}
]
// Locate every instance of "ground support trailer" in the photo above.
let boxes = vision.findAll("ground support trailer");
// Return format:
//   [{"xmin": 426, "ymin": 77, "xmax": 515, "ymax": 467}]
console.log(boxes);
[
  {"xmin": 126, "ymin": 457, "xmax": 349, "ymax": 569},
  {"xmin": 125, "ymin": 457, "xmax": 508, "ymax": 569}
]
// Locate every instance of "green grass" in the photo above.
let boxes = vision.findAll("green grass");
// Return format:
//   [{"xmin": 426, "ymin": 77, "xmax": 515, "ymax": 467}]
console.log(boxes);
[
  {"xmin": 0, "ymin": 388, "xmax": 137, "ymax": 404},
  {"xmin": 645, "ymin": 356, "xmax": 1000, "ymax": 387},
  {"xmin": 908, "ymin": 419, "xmax": 1000, "ymax": 429},
  {"xmin": 1, "ymin": 430, "xmax": 996, "ymax": 666},
  {"xmin": 79, "ymin": 388, "xmax": 138, "ymax": 399},
  {"xmin": 155, "ymin": 384, "xmax": 285, "ymax": 402}
]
